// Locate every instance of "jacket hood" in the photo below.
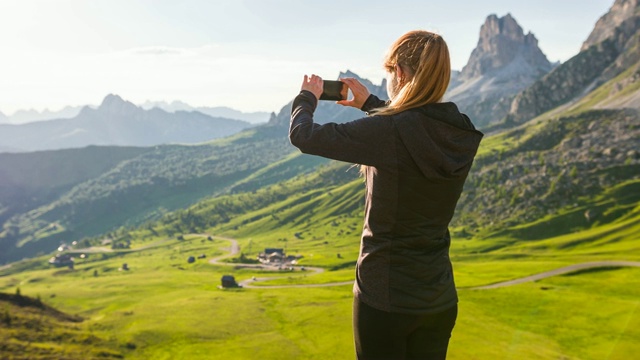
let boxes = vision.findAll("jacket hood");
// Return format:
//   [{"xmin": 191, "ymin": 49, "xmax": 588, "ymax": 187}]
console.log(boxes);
[{"xmin": 392, "ymin": 102, "xmax": 483, "ymax": 179}]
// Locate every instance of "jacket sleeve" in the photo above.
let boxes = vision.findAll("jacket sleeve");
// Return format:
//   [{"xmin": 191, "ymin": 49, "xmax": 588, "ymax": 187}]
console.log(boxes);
[
  {"xmin": 289, "ymin": 91, "xmax": 392, "ymax": 167},
  {"xmin": 361, "ymin": 94, "xmax": 390, "ymax": 114}
]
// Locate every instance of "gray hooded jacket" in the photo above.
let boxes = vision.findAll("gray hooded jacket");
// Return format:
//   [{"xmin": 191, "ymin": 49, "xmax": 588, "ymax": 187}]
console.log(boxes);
[{"xmin": 290, "ymin": 91, "xmax": 483, "ymax": 314}]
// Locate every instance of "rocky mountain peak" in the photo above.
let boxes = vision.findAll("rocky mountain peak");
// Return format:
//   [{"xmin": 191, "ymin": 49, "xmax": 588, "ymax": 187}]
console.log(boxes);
[
  {"xmin": 76, "ymin": 94, "xmax": 142, "ymax": 119},
  {"xmin": 483, "ymin": 13, "xmax": 522, "ymax": 42},
  {"xmin": 447, "ymin": 14, "xmax": 554, "ymax": 127},
  {"xmin": 581, "ymin": 0, "xmax": 640, "ymax": 51},
  {"xmin": 507, "ymin": 0, "xmax": 640, "ymax": 124},
  {"xmin": 97, "ymin": 94, "xmax": 142, "ymax": 117},
  {"xmin": 459, "ymin": 13, "xmax": 551, "ymax": 81}
]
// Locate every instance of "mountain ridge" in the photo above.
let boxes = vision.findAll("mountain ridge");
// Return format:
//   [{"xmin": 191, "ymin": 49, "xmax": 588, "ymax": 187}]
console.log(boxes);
[
  {"xmin": 140, "ymin": 100, "xmax": 271, "ymax": 124},
  {"xmin": 0, "ymin": 94, "xmax": 251, "ymax": 153},
  {"xmin": 446, "ymin": 13, "xmax": 553, "ymax": 127},
  {"xmin": 0, "ymin": 106, "xmax": 85, "ymax": 125},
  {"xmin": 582, "ymin": 0, "xmax": 639, "ymax": 51},
  {"xmin": 0, "ymin": 100, "xmax": 270, "ymax": 126},
  {"xmin": 506, "ymin": 0, "xmax": 640, "ymax": 124}
]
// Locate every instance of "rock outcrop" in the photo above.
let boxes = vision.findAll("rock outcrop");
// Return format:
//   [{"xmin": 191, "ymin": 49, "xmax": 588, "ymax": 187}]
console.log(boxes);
[
  {"xmin": 446, "ymin": 14, "xmax": 553, "ymax": 127},
  {"xmin": 582, "ymin": 0, "xmax": 639, "ymax": 51},
  {"xmin": 507, "ymin": 0, "xmax": 640, "ymax": 123},
  {"xmin": 459, "ymin": 14, "xmax": 551, "ymax": 81}
]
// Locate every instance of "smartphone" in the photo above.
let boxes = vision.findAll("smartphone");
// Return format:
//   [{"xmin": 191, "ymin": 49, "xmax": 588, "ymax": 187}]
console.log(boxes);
[{"xmin": 320, "ymin": 80, "xmax": 348, "ymax": 101}]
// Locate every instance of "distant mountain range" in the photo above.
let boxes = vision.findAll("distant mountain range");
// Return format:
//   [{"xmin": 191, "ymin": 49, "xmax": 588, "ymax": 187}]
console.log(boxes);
[
  {"xmin": 0, "ymin": 101, "xmax": 270, "ymax": 126},
  {"xmin": 0, "ymin": 95, "xmax": 252, "ymax": 152},
  {"xmin": 0, "ymin": 106, "xmax": 85, "ymax": 125},
  {"xmin": 139, "ymin": 100, "xmax": 271, "ymax": 124}
]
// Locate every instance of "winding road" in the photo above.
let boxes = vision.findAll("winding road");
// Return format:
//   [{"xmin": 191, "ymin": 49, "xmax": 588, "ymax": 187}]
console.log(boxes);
[
  {"xmin": 12, "ymin": 234, "xmax": 639, "ymax": 290},
  {"xmin": 467, "ymin": 260, "xmax": 640, "ymax": 290},
  {"xmin": 207, "ymin": 236, "xmax": 640, "ymax": 290},
  {"xmin": 207, "ymin": 236, "xmax": 352, "ymax": 288}
]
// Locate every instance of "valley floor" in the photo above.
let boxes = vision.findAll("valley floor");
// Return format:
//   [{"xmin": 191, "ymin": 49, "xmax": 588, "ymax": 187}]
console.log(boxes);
[{"xmin": 2, "ymin": 231, "xmax": 639, "ymax": 359}]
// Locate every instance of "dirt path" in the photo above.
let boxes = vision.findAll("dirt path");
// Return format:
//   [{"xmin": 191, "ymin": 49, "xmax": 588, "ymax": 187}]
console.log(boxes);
[
  {"xmin": 206, "ymin": 236, "xmax": 352, "ymax": 288},
  {"xmin": 468, "ymin": 261, "xmax": 640, "ymax": 290},
  {"xmin": 207, "ymin": 237, "xmax": 640, "ymax": 290},
  {"xmin": 43, "ymin": 235, "xmax": 640, "ymax": 290},
  {"xmin": 209, "ymin": 237, "xmax": 640, "ymax": 290},
  {"xmin": 0, "ymin": 264, "xmax": 12, "ymax": 272}
]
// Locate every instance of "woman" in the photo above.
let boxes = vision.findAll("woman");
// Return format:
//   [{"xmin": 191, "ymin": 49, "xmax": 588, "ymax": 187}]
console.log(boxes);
[{"xmin": 289, "ymin": 30, "xmax": 483, "ymax": 359}]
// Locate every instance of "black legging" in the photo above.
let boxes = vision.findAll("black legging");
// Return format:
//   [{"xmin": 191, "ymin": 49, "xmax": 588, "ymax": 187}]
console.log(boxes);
[{"xmin": 353, "ymin": 298, "xmax": 457, "ymax": 360}]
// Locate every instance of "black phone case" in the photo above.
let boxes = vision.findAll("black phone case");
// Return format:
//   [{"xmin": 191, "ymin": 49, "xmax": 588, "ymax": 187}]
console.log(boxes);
[{"xmin": 320, "ymin": 80, "xmax": 346, "ymax": 101}]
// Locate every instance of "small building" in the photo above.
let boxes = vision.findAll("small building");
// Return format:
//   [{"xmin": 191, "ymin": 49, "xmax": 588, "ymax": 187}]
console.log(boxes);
[
  {"xmin": 264, "ymin": 248, "xmax": 284, "ymax": 256},
  {"xmin": 49, "ymin": 253, "xmax": 74, "ymax": 268},
  {"xmin": 220, "ymin": 275, "xmax": 240, "ymax": 288},
  {"xmin": 57, "ymin": 243, "xmax": 70, "ymax": 252},
  {"xmin": 258, "ymin": 248, "xmax": 285, "ymax": 264}
]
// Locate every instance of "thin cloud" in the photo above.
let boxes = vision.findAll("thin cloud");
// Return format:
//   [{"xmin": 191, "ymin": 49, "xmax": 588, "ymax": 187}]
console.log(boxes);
[{"xmin": 129, "ymin": 46, "xmax": 192, "ymax": 56}]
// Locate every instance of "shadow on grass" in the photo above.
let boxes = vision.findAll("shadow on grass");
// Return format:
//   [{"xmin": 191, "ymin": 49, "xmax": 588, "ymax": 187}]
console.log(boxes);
[{"xmin": 561, "ymin": 266, "xmax": 625, "ymax": 277}]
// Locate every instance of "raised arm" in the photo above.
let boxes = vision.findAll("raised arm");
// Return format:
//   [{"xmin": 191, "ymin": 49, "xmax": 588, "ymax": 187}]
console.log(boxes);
[{"xmin": 289, "ymin": 89, "xmax": 392, "ymax": 167}]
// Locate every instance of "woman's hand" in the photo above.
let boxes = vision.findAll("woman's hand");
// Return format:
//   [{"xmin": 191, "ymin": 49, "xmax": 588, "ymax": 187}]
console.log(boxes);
[
  {"xmin": 301, "ymin": 74, "xmax": 324, "ymax": 100},
  {"xmin": 337, "ymin": 77, "xmax": 370, "ymax": 109}
]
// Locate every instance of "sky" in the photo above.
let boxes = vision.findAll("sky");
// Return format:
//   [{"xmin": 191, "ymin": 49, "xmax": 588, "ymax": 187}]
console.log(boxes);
[{"xmin": 0, "ymin": 0, "xmax": 614, "ymax": 115}]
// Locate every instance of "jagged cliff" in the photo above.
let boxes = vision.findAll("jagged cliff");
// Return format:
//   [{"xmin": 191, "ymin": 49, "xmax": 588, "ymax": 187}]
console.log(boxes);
[
  {"xmin": 582, "ymin": 0, "xmax": 639, "ymax": 51},
  {"xmin": 459, "ymin": 14, "xmax": 551, "ymax": 81},
  {"xmin": 507, "ymin": 0, "xmax": 640, "ymax": 123},
  {"xmin": 446, "ymin": 14, "xmax": 553, "ymax": 128}
]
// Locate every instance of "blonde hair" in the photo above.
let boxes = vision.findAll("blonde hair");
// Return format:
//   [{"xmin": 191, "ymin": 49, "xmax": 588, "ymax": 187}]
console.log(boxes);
[
  {"xmin": 359, "ymin": 31, "xmax": 451, "ymax": 176},
  {"xmin": 373, "ymin": 30, "xmax": 451, "ymax": 116}
]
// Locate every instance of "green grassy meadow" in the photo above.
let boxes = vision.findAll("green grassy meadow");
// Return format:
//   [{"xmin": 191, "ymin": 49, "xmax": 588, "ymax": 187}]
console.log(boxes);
[{"xmin": 2, "ymin": 194, "xmax": 639, "ymax": 359}]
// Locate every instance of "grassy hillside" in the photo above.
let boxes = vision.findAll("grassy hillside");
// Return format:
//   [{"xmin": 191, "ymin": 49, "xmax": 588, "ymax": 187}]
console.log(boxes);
[
  {"xmin": 0, "ymin": 146, "xmax": 151, "ymax": 193},
  {"xmin": 1, "ymin": 199, "xmax": 638, "ymax": 359},
  {"xmin": 113, "ymin": 106, "xmax": 638, "ymax": 271},
  {"xmin": 17, "ymin": 99, "xmax": 629, "ymax": 359},
  {"xmin": 0, "ymin": 124, "xmax": 318, "ymax": 264},
  {"xmin": 0, "ymin": 146, "xmax": 151, "ymax": 222},
  {"xmin": 0, "ymin": 106, "xmax": 640, "ymax": 359},
  {"xmin": 0, "ymin": 291, "xmax": 122, "ymax": 359},
  {"xmin": 458, "ymin": 108, "xmax": 639, "ymax": 232},
  {"xmin": 1, "ymin": 98, "xmax": 638, "ymax": 360}
]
